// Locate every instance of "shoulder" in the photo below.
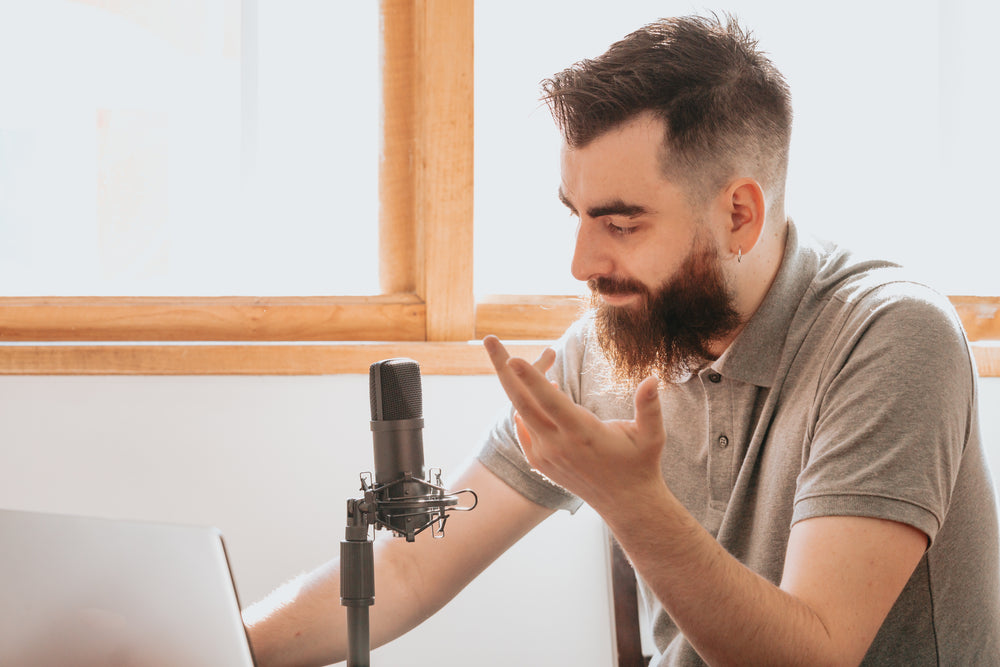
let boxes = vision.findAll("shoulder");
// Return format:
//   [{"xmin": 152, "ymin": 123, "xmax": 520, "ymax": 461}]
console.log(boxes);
[
  {"xmin": 807, "ymin": 275, "xmax": 976, "ymax": 433},
  {"xmin": 830, "ymin": 276, "xmax": 968, "ymax": 366},
  {"xmin": 793, "ymin": 240, "xmax": 971, "ymax": 372},
  {"xmin": 778, "ymin": 242, "xmax": 977, "ymax": 425}
]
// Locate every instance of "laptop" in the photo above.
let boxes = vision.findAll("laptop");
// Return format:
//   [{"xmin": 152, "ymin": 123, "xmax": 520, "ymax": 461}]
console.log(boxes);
[{"xmin": 0, "ymin": 508, "xmax": 257, "ymax": 667}]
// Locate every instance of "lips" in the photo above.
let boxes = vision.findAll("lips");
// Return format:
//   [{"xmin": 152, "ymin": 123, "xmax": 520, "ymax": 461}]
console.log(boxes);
[
  {"xmin": 598, "ymin": 292, "xmax": 641, "ymax": 307},
  {"xmin": 588, "ymin": 276, "xmax": 646, "ymax": 299}
]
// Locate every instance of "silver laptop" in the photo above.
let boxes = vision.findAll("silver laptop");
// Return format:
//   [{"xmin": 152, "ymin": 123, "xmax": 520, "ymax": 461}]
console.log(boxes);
[{"xmin": 0, "ymin": 508, "xmax": 256, "ymax": 667}]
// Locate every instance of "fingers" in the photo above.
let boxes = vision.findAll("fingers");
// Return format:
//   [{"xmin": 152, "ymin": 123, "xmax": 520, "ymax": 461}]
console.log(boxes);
[
  {"xmin": 506, "ymin": 356, "xmax": 577, "ymax": 426},
  {"xmin": 484, "ymin": 336, "xmax": 555, "ymax": 376},
  {"xmin": 484, "ymin": 335, "xmax": 523, "ymax": 403},
  {"xmin": 484, "ymin": 336, "xmax": 569, "ymax": 435},
  {"xmin": 533, "ymin": 347, "xmax": 556, "ymax": 374},
  {"xmin": 484, "ymin": 335, "xmax": 531, "ymax": 410},
  {"xmin": 484, "ymin": 336, "xmax": 556, "ymax": 405},
  {"xmin": 482, "ymin": 335, "xmax": 510, "ymax": 368},
  {"xmin": 633, "ymin": 376, "xmax": 664, "ymax": 444},
  {"xmin": 484, "ymin": 335, "xmax": 545, "ymax": 424}
]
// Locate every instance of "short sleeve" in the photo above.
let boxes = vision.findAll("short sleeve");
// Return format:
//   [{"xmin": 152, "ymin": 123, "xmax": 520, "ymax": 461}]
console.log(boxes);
[{"xmin": 792, "ymin": 282, "xmax": 975, "ymax": 543}]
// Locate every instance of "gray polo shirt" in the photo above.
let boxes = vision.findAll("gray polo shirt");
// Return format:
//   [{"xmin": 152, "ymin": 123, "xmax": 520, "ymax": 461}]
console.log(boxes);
[{"xmin": 478, "ymin": 222, "xmax": 1000, "ymax": 665}]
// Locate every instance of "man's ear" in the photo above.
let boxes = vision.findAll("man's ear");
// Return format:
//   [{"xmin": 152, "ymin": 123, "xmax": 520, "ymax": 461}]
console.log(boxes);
[{"xmin": 726, "ymin": 178, "xmax": 766, "ymax": 260}]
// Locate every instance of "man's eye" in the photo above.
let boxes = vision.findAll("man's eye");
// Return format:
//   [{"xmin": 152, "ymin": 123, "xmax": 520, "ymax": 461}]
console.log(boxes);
[{"xmin": 608, "ymin": 221, "xmax": 636, "ymax": 236}]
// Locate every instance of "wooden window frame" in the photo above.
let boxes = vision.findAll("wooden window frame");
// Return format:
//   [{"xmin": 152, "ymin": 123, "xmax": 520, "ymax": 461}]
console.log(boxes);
[{"xmin": 0, "ymin": 1, "xmax": 998, "ymax": 376}]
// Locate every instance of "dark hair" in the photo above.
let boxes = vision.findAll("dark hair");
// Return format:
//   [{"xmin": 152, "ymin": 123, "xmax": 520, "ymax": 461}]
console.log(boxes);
[{"xmin": 541, "ymin": 14, "xmax": 792, "ymax": 208}]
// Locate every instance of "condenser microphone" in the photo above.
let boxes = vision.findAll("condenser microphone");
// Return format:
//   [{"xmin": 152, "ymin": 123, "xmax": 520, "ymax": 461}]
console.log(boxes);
[
  {"xmin": 369, "ymin": 358, "xmax": 428, "ymax": 539},
  {"xmin": 366, "ymin": 358, "xmax": 477, "ymax": 542},
  {"xmin": 341, "ymin": 360, "xmax": 477, "ymax": 666}
]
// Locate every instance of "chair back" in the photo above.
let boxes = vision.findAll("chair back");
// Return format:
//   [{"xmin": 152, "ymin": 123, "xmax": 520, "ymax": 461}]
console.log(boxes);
[{"xmin": 608, "ymin": 533, "xmax": 651, "ymax": 667}]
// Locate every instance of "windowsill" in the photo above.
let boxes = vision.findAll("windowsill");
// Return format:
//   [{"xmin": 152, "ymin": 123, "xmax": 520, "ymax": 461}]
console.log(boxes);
[{"xmin": 0, "ymin": 295, "xmax": 996, "ymax": 376}]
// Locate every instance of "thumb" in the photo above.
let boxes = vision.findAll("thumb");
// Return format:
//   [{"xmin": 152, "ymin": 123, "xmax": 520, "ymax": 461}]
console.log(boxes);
[{"xmin": 634, "ymin": 376, "xmax": 663, "ymax": 443}]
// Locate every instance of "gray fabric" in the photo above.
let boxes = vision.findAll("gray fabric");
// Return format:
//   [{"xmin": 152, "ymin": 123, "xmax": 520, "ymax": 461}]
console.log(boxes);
[{"xmin": 477, "ymin": 221, "xmax": 1000, "ymax": 665}]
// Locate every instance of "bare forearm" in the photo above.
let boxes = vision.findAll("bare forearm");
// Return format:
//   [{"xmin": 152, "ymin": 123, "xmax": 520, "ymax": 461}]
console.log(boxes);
[
  {"xmin": 242, "ymin": 559, "xmax": 346, "ymax": 667},
  {"xmin": 603, "ymin": 485, "xmax": 838, "ymax": 667},
  {"xmin": 243, "ymin": 537, "xmax": 464, "ymax": 667},
  {"xmin": 242, "ymin": 461, "xmax": 553, "ymax": 667}
]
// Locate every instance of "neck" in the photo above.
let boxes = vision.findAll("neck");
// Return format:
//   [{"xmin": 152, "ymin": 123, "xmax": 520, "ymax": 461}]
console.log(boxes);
[{"xmin": 707, "ymin": 218, "xmax": 789, "ymax": 358}]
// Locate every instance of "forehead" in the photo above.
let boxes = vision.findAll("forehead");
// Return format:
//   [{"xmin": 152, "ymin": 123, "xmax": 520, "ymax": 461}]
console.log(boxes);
[{"xmin": 559, "ymin": 114, "xmax": 686, "ymax": 209}]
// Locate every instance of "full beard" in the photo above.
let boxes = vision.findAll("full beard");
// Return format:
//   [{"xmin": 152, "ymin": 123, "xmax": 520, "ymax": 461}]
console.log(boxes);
[{"xmin": 590, "ymin": 236, "xmax": 742, "ymax": 387}]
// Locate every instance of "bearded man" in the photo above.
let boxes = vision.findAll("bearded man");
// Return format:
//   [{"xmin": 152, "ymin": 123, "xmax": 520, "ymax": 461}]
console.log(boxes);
[{"xmin": 245, "ymin": 14, "xmax": 999, "ymax": 666}]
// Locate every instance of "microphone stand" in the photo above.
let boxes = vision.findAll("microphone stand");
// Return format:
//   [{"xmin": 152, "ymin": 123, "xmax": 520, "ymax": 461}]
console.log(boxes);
[
  {"xmin": 340, "ymin": 470, "xmax": 476, "ymax": 667},
  {"xmin": 341, "ymin": 494, "xmax": 375, "ymax": 667}
]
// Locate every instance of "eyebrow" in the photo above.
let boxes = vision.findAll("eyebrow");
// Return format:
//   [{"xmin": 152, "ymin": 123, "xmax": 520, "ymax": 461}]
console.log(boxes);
[{"xmin": 557, "ymin": 188, "xmax": 648, "ymax": 219}]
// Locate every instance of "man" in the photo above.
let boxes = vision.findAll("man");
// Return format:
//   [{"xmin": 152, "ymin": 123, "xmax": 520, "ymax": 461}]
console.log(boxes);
[{"xmin": 244, "ymin": 14, "xmax": 999, "ymax": 665}]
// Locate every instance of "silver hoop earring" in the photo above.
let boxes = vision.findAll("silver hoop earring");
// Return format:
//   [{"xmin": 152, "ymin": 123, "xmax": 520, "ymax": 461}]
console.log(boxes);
[{"xmin": 737, "ymin": 247, "xmax": 742, "ymax": 264}]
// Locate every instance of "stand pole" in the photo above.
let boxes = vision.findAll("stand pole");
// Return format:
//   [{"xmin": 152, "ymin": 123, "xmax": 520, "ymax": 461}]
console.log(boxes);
[
  {"xmin": 345, "ymin": 606, "xmax": 370, "ymax": 667},
  {"xmin": 341, "ymin": 499, "xmax": 374, "ymax": 667},
  {"xmin": 339, "ymin": 472, "xmax": 476, "ymax": 666}
]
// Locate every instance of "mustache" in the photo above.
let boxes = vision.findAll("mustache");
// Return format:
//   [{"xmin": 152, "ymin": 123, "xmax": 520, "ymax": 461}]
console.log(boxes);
[{"xmin": 588, "ymin": 276, "xmax": 648, "ymax": 297}]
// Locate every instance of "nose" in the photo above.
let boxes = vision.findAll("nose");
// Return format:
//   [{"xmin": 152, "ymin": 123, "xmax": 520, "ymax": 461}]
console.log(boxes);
[{"xmin": 570, "ymin": 221, "xmax": 612, "ymax": 282}]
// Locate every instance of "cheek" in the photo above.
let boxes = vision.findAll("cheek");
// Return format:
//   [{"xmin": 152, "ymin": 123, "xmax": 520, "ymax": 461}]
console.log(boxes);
[
  {"xmin": 634, "ymin": 225, "xmax": 709, "ymax": 288},
  {"xmin": 628, "ymin": 250, "xmax": 681, "ymax": 292}
]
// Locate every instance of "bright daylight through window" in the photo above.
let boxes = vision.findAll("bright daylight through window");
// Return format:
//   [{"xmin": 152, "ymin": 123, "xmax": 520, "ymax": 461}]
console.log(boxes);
[{"xmin": 0, "ymin": 0, "xmax": 380, "ymax": 297}]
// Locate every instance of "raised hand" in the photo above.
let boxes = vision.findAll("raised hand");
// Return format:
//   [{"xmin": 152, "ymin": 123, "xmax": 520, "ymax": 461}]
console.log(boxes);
[{"xmin": 483, "ymin": 335, "xmax": 667, "ymax": 515}]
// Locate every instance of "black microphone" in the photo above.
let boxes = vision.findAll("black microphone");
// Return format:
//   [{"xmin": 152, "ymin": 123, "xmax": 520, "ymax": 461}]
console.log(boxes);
[
  {"xmin": 340, "ymin": 359, "xmax": 478, "ymax": 666},
  {"xmin": 369, "ymin": 358, "xmax": 428, "ymax": 540},
  {"xmin": 367, "ymin": 358, "xmax": 476, "ymax": 542}
]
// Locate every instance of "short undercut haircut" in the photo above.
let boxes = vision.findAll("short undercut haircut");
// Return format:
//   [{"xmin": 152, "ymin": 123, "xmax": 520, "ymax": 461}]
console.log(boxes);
[{"xmin": 541, "ymin": 14, "xmax": 793, "ymax": 210}]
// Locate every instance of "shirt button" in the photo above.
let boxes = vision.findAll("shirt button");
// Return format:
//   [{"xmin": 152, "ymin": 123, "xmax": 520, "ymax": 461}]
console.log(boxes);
[
  {"xmin": 708, "ymin": 373, "xmax": 722, "ymax": 383},
  {"xmin": 718, "ymin": 435, "xmax": 729, "ymax": 448}
]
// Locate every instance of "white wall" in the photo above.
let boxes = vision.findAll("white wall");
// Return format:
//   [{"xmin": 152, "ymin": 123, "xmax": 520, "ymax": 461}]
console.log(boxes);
[
  {"xmin": 1, "ymin": 373, "xmax": 999, "ymax": 666},
  {"xmin": 0, "ymin": 373, "xmax": 614, "ymax": 667}
]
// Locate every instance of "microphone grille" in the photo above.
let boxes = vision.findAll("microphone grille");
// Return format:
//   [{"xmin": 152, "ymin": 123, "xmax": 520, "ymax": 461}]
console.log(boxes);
[{"xmin": 369, "ymin": 358, "xmax": 422, "ymax": 421}]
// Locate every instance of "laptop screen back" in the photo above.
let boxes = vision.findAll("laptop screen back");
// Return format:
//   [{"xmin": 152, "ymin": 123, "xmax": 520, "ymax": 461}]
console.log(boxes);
[{"xmin": 0, "ymin": 508, "xmax": 256, "ymax": 667}]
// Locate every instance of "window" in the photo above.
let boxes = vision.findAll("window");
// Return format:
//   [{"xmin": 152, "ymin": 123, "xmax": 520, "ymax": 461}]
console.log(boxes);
[
  {"xmin": 0, "ymin": 1, "xmax": 997, "ymax": 376},
  {"xmin": 251, "ymin": 0, "xmax": 381, "ymax": 296},
  {"xmin": 0, "ymin": 0, "xmax": 244, "ymax": 296},
  {"xmin": 0, "ymin": 0, "xmax": 381, "ymax": 297},
  {"xmin": 0, "ymin": 0, "xmax": 497, "ymax": 374}
]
